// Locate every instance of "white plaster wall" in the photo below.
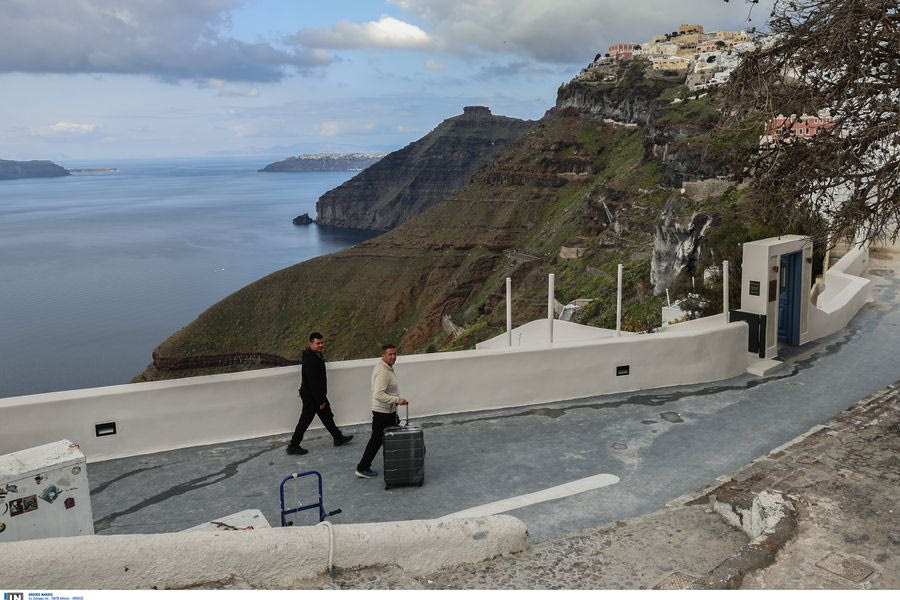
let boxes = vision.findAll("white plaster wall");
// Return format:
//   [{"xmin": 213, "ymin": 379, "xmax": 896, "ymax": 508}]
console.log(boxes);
[
  {"xmin": 0, "ymin": 516, "xmax": 529, "ymax": 589},
  {"xmin": 661, "ymin": 313, "xmax": 726, "ymax": 332},
  {"xmin": 476, "ymin": 318, "xmax": 629, "ymax": 349},
  {"xmin": 808, "ymin": 244, "xmax": 871, "ymax": 341},
  {"xmin": 0, "ymin": 321, "xmax": 749, "ymax": 462}
]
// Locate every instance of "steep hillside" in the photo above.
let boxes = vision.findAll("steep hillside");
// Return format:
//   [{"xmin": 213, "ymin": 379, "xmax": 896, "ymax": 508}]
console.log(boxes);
[
  {"xmin": 315, "ymin": 106, "xmax": 534, "ymax": 230},
  {"xmin": 140, "ymin": 58, "xmax": 771, "ymax": 381}
]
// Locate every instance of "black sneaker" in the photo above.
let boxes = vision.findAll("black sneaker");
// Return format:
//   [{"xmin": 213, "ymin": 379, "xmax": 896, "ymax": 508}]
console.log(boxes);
[
  {"xmin": 333, "ymin": 435, "xmax": 354, "ymax": 447},
  {"xmin": 285, "ymin": 445, "xmax": 308, "ymax": 455}
]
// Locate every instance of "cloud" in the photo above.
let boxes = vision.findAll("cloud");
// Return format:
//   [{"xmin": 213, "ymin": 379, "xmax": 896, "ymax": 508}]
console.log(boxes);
[
  {"xmin": 477, "ymin": 61, "xmax": 546, "ymax": 80},
  {"xmin": 388, "ymin": 0, "xmax": 773, "ymax": 64},
  {"xmin": 293, "ymin": 15, "xmax": 432, "ymax": 50},
  {"xmin": 228, "ymin": 122, "xmax": 258, "ymax": 137},
  {"xmin": 47, "ymin": 121, "xmax": 97, "ymax": 135},
  {"xmin": 425, "ymin": 59, "xmax": 445, "ymax": 70},
  {"xmin": 0, "ymin": 0, "xmax": 332, "ymax": 82},
  {"xmin": 318, "ymin": 120, "xmax": 376, "ymax": 137}
]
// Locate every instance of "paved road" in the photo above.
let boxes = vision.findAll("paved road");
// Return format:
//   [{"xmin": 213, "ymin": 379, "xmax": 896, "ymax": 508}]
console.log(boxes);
[{"xmin": 89, "ymin": 248, "xmax": 900, "ymax": 542}]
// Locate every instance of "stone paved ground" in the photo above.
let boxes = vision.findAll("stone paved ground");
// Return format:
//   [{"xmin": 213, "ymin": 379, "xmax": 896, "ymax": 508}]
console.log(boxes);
[
  {"xmin": 297, "ymin": 381, "xmax": 900, "ymax": 590},
  {"xmin": 740, "ymin": 382, "xmax": 900, "ymax": 589},
  {"xmin": 300, "ymin": 505, "xmax": 746, "ymax": 590}
]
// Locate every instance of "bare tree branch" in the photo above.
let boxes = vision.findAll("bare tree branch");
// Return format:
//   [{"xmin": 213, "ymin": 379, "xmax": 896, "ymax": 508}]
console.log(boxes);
[{"xmin": 720, "ymin": 0, "xmax": 900, "ymax": 247}]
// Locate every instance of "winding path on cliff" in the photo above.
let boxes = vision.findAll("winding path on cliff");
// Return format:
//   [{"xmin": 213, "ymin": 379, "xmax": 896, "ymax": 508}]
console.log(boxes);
[{"xmin": 89, "ymin": 246, "xmax": 900, "ymax": 542}]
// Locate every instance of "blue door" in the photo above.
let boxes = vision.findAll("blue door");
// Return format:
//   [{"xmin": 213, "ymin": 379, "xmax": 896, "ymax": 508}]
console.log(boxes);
[{"xmin": 777, "ymin": 251, "xmax": 802, "ymax": 345}]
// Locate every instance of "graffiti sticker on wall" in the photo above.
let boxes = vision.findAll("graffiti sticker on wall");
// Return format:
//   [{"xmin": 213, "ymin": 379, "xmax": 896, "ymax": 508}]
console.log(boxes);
[
  {"xmin": 40, "ymin": 484, "xmax": 62, "ymax": 504},
  {"xmin": 9, "ymin": 495, "xmax": 38, "ymax": 517}
]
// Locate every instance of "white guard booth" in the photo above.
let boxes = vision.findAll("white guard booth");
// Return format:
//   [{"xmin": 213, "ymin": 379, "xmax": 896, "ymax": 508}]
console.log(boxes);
[
  {"xmin": 0, "ymin": 439, "xmax": 94, "ymax": 542},
  {"xmin": 731, "ymin": 235, "xmax": 813, "ymax": 360}
]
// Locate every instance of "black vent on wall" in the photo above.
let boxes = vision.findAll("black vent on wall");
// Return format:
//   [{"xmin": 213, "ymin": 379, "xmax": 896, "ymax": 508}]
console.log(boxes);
[{"xmin": 95, "ymin": 422, "xmax": 117, "ymax": 437}]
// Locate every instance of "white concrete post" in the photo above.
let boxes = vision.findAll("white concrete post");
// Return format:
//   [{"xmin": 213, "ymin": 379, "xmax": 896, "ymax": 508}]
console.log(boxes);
[
  {"xmin": 506, "ymin": 277, "xmax": 512, "ymax": 347},
  {"xmin": 548, "ymin": 273, "xmax": 555, "ymax": 344},
  {"xmin": 722, "ymin": 260, "xmax": 730, "ymax": 323},
  {"xmin": 616, "ymin": 263, "xmax": 623, "ymax": 336}
]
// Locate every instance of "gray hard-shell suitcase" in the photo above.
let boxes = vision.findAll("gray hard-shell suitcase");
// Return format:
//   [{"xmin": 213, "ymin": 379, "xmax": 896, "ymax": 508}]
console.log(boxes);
[{"xmin": 382, "ymin": 405, "xmax": 424, "ymax": 489}]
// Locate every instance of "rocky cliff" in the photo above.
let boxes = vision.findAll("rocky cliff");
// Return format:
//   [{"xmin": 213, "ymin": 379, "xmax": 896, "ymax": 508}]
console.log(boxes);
[
  {"xmin": 259, "ymin": 153, "xmax": 384, "ymax": 172},
  {"xmin": 141, "ymin": 58, "xmax": 773, "ymax": 381},
  {"xmin": 315, "ymin": 106, "xmax": 534, "ymax": 231},
  {"xmin": 557, "ymin": 59, "xmax": 726, "ymax": 185},
  {"xmin": 0, "ymin": 159, "xmax": 69, "ymax": 180}
]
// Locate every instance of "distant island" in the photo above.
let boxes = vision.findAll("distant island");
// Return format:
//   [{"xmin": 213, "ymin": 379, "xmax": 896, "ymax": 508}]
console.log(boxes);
[
  {"xmin": 259, "ymin": 152, "xmax": 386, "ymax": 173},
  {"xmin": 68, "ymin": 168, "xmax": 119, "ymax": 174},
  {"xmin": 0, "ymin": 159, "xmax": 69, "ymax": 180}
]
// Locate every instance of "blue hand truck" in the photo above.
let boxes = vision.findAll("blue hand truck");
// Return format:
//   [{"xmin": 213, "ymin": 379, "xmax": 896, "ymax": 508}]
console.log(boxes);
[{"xmin": 279, "ymin": 470, "xmax": 342, "ymax": 526}]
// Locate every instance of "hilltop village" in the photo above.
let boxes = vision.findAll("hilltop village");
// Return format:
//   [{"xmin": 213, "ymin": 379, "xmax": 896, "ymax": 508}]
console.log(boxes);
[
  {"xmin": 595, "ymin": 23, "xmax": 835, "ymax": 144},
  {"xmin": 601, "ymin": 23, "xmax": 754, "ymax": 91}
]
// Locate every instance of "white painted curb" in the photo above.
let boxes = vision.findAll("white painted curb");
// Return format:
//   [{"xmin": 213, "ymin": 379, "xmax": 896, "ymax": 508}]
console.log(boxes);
[{"xmin": 0, "ymin": 516, "xmax": 528, "ymax": 589}]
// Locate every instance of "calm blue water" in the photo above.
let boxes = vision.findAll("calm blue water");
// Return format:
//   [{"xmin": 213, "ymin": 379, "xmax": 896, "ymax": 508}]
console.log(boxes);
[{"xmin": 0, "ymin": 159, "xmax": 375, "ymax": 397}]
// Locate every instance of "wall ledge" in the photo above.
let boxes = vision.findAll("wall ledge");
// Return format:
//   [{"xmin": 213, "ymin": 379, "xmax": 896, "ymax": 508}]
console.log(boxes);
[{"xmin": 1, "ymin": 515, "xmax": 529, "ymax": 589}]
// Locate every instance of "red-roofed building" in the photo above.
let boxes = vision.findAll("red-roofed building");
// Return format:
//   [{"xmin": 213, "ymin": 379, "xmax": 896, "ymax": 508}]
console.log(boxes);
[
  {"xmin": 761, "ymin": 113, "xmax": 836, "ymax": 144},
  {"xmin": 608, "ymin": 43, "xmax": 639, "ymax": 59}
]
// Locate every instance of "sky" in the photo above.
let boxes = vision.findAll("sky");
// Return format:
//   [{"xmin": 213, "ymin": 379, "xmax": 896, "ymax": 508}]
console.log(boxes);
[{"xmin": 0, "ymin": 0, "xmax": 774, "ymax": 162}]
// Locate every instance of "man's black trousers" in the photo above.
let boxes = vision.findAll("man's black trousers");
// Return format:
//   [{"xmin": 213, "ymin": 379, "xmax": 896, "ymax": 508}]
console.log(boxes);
[
  {"xmin": 356, "ymin": 411, "xmax": 400, "ymax": 471},
  {"xmin": 289, "ymin": 401, "xmax": 342, "ymax": 446}
]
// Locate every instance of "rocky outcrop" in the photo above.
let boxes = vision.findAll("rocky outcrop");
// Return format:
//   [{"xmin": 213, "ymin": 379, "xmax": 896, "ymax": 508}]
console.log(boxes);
[
  {"xmin": 259, "ymin": 153, "xmax": 384, "ymax": 172},
  {"xmin": 554, "ymin": 59, "xmax": 678, "ymax": 125},
  {"xmin": 315, "ymin": 107, "xmax": 534, "ymax": 230},
  {"xmin": 651, "ymin": 194, "xmax": 712, "ymax": 294},
  {"xmin": 292, "ymin": 212, "xmax": 313, "ymax": 225},
  {"xmin": 556, "ymin": 59, "xmax": 729, "ymax": 186},
  {"xmin": 0, "ymin": 159, "xmax": 69, "ymax": 180}
]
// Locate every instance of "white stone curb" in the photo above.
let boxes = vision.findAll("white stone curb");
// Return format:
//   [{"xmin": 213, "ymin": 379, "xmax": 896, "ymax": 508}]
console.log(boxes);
[{"xmin": 0, "ymin": 516, "xmax": 528, "ymax": 589}]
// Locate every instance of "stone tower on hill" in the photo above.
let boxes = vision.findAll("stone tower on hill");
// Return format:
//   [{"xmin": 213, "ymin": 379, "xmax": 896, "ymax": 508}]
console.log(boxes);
[{"xmin": 315, "ymin": 107, "xmax": 534, "ymax": 231}]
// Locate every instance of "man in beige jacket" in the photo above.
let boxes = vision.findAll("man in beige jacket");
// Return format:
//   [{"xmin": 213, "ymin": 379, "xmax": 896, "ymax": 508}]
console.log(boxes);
[{"xmin": 355, "ymin": 344, "xmax": 408, "ymax": 479}]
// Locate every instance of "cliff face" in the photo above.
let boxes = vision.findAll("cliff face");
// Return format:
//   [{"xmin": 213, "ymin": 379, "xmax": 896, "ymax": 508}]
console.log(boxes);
[
  {"xmin": 0, "ymin": 159, "xmax": 69, "ymax": 180},
  {"xmin": 315, "ymin": 107, "xmax": 534, "ymax": 231},
  {"xmin": 556, "ymin": 59, "xmax": 727, "ymax": 186},
  {"xmin": 651, "ymin": 194, "xmax": 712, "ymax": 294}
]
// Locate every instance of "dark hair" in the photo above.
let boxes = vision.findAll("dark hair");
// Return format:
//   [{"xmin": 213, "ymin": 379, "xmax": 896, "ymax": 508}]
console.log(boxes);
[
  {"xmin": 309, "ymin": 332, "xmax": 323, "ymax": 342},
  {"xmin": 381, "ymin": 343, "xmax": 397, "ymax": 352}
]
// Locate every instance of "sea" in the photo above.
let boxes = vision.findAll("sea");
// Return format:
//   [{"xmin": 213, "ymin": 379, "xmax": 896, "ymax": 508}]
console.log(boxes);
[{"xmin": 0, "ymin": 158, "xmax": 376, "ymax": 398}]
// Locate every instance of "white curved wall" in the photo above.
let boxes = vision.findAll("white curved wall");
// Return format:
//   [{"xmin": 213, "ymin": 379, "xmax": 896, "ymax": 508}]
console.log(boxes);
[
  {"xmin": 808, "ymin": 244, "xmax": 872, "ymax": 341},
  {"xmin": 0, "ymin": 321, "xmax": 748, "ymax": 462}
]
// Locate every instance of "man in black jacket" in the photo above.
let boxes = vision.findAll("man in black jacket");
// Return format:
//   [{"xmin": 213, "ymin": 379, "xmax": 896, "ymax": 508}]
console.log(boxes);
[{"xmin": 286, "ymin": 332, "xmax": 353, "ymax": 455}]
